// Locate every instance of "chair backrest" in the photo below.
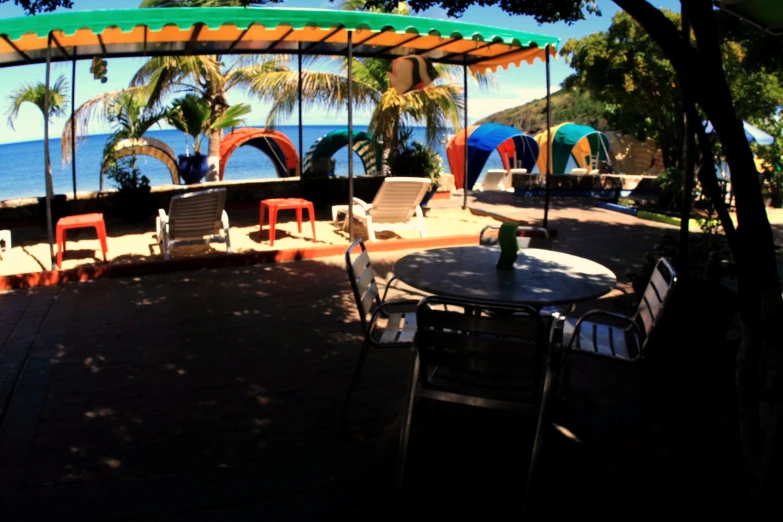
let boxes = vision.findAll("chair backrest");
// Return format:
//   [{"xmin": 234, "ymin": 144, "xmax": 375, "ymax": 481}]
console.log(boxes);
[
  {"xmin": 482, "ymin": 169, "xmax": 508, "ymax": 190},
  {"xmin": 167, "ymin": 188, "xmax": 227, "ymax": 239},
  {"xmin": 369, "ymin": 177, "xmax": 431, "ymax": 224},
  {"xmin": 479, "ymin": 225, "xmax": 552, "ymax": 249},
  {"xmin": 345, "ymin": 238, "xmax": 381, "ymax": 333},
  {"xmin": 634, "ymin": 257, "xmax": 678, "ymax": 343},
  {"xmin": 415, "ymin": 296, "xmax": 547, "ymax": 406}
]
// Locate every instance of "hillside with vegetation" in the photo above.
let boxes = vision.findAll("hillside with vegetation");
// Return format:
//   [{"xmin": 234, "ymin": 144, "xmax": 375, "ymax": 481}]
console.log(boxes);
[{"xmin": 477, "ymin": 88, "xmax": 607, "ymax": 134}]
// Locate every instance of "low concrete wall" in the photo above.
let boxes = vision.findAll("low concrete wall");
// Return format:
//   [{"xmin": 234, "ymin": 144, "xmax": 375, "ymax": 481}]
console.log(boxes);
[
  {"xmin": 0, "ymin": 176, "xmax": 387, "ymax": 224},
  {"xmin": 511, "ymin": 173, "xmax": 659, "ymax": 201}
]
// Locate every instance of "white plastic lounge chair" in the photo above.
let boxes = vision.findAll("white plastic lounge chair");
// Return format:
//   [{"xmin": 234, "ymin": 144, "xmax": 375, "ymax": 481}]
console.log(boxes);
[
  {"xmin": 477, "ymin": 169, "xmax": 508, "ymax": 191},
  {"xmin": 331, "ymin": 177, "xmax": 430, "ymax": 241},
  {"xmin": 570, "ymin": 168, "xmax": 589, "ymax": 174},
  {"xmin": 156, "ymin": 188, "xmax": 231, "ymax": 260}
]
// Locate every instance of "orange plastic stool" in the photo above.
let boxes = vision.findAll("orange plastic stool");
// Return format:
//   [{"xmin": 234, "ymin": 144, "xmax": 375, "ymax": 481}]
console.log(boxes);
[
  {"xmin": 259, "ymin": 198, "xmax": 316, "ymax": 247},
  {"xmin": 56, "ymin": 213, "xmax": 108, "ymax": 269}
]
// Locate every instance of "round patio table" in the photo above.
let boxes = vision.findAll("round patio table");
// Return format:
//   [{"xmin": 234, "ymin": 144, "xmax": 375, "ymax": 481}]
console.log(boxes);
[{"xmin": 393, "ymin": 246, "xmax": 616, "ymax": 307}]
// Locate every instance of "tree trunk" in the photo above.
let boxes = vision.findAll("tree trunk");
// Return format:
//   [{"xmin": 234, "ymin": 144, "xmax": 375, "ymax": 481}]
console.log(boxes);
[
  {"xmin": 206, "ymin": 128, "xmax": 221, "ymax": 182},
  {"xmin": 614, "ymin": 0, "xmax": 783, "ymax": 506}
]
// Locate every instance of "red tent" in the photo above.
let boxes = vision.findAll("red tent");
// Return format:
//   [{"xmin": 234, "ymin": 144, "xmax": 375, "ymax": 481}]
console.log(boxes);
[{"xmin": 219, "ymin": 128, "xmax": 299, "ymax": 180}]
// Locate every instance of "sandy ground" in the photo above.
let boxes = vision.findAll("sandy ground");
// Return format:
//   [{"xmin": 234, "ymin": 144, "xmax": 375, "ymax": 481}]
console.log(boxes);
[
  {"xmin": 0, "ymin": 196, "xmax": 504, "ymax": 275},
  {"xmin": 3, "ymin": 191, "xmax": 783, "ymax": 277}
]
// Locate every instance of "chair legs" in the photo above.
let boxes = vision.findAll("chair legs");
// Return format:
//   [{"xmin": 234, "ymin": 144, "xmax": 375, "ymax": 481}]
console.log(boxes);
[
  {"xmin": 523, "ymin": 357, "xmax": 555, "ymax": 513},
  {"xmin": 340, "ymin": 337, "xmax": 372, "ymax": 423},
  {"xmin": 395, "ymin": 350, "xmax": 420, "ymax": 489}
]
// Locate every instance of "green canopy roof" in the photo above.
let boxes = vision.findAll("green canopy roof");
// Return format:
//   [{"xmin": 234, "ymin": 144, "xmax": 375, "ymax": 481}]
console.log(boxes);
[{"xmin": 0, "ymin": 7, "xmax": 559, "ymax": 72}]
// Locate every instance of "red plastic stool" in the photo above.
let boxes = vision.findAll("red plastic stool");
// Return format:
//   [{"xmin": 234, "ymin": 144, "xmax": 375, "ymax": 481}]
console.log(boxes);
[
  {"xmin": 259, "ymin": 198, "xmax": 317, "ymax": 247},
  {"xmin": 56, "ymin": 213, "xmax": 108, "ymax": 269}
]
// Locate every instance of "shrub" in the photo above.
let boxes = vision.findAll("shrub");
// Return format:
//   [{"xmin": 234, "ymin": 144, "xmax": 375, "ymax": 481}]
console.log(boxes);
[{"xmin": 386, "ymin": 140, "xmax": 441, "ymax": 189}]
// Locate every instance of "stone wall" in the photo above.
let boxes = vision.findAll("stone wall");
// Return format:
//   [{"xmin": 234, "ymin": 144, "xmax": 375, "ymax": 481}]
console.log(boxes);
[
  {"xmin": 511, "ymin": 173, "xmax": 659, "ymax": 201},
  {"xmin": 0, "ymin": 176, "xmax": 387, "ymax": 224}
]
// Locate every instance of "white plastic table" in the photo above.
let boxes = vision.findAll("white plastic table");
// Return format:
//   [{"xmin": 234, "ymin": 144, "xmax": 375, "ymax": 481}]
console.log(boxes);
[{"xmin": 393, "ymin": 246, "xmax": 617, "ymax": 307}]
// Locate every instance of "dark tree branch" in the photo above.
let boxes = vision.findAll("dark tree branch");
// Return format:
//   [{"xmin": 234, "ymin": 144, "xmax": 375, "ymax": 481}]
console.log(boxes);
[{"xmin": 1, "ymin": 0, "xmax": 73, "ymax": 14}]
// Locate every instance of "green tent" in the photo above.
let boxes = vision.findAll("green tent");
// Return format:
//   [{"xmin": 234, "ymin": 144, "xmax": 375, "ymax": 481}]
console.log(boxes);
[
  {"xmin": 535, "ymin": 123, "xmax": 610, "ymax": 174},
  {"xmin": 302, "ymin": 130, "xmax": 381, "ymax": 177}
]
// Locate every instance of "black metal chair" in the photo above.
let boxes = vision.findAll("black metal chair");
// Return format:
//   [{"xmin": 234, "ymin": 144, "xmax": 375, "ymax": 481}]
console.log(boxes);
[
  {"xmin": 341, "ymin": 238, "xmax": 419, "ymax": 421},
  {"xmin": 559, "ymin": 257, "xmax": 678, "ymax": 363},
  {"xmin": 396, "ymin": 296, "xmax": 558, "ymax": 508}
]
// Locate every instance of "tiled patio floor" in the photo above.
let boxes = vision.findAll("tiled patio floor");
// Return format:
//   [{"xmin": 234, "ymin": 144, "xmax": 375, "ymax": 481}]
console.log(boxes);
[{"xmin": 0, "ymin": 200, "xmax": 749, "ymax": 520}]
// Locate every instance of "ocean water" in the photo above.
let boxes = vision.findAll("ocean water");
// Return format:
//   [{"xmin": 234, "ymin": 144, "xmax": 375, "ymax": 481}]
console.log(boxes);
[{"xmin": 0, "ymin": 125, "xmax": 507, "ymax": 201}]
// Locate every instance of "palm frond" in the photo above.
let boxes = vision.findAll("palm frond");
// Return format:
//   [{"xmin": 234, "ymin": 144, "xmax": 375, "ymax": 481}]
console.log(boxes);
[
  {"xmin": 6, "ymin": 74, "xmax": 69, "ymax": 130},
  {"xmin": 226, "ymin": 56, "xmax": 291, "ymax": 94},
  {"xmin": 211, "ymin": 103, "xmax": 251, "ymax": 130},
  {"xmin": 60, "ymin": 87, "xmax": 144, "ymax": 164},
  {"xmin": 131, "ymin": 55, "xmax": 220, "ymax": 108},
  {"xmin": 250, "ymin": 68, "xmax": 378, "ymax": 127}
]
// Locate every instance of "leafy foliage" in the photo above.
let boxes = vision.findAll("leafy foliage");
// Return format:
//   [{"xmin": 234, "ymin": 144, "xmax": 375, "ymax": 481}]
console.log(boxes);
[
  {"xmin": 1, "ymin": 0, "xmax": 72, "ymax": 14},
  {"xmin": 105, "ymin": 156, "xmax": 150, "ymax": 192},
  {"xmin": 252, "ymin": 0, "xmax": 464, "ymax": 150},
  {"xmin": 361, "ymin": 0, "xmax": 599, "ymax": 22},
  {"xmin": 750, "ymin": 117, "xmax": 783, "ymax": 207},
  {"xmin": 387, "ymin": 140, "xmax": 441, "ymax": 188},
  {"xmin": 166, "ymin": 94, "xmax": 251, "ymax": 154},
  {"xmin": 478, "ymin": 88, "xmax": 606, "ymax": 134},
  {"xmin": 560, "ymin": 10, "xmax": 783, "ymax": 169},
  {"xmin": 102, "ymin": 91, "xmax": 169, "ymax": 166},
  {"xmin": 6, "ymin": 75, "xmax": 69, "ymax": 130},
  {"xmin": 655, "ymin": 166, "xmax": 684, "ymax": 210},
  {"xmin": 629, "ymin": 230, "xmax": 735, "ymax": 295}
]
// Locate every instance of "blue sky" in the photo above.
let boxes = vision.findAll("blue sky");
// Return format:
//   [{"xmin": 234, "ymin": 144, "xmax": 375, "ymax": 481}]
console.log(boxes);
[{"xmin": 0, "ymin": 0, "xmax": 682, "ymax": 144}]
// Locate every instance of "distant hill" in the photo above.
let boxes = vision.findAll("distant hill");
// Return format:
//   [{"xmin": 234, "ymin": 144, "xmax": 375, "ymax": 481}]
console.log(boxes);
[{"xmin": 477, "ymin": 89, "xmax": 607, "ymax": 134}]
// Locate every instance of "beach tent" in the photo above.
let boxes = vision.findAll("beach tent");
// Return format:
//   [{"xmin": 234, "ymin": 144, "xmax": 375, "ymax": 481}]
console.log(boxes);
[
  {"xmin": 534, "ymin": 123, "xmax": 610, "ymax": 174},
  {"xmin": 219, "ymin": 129, "xmax": 299, "ymax": 180},
  {"xmin": 703, "ymin": 120, "xmax": 775, "ymax": 145},
  {"xmin": 100, "ymin": 137, "xmax": 179, "ymax": 186},
  {"xmin": 446, "ymin": 123, "xmax": 539, "ymax": 190},
  {"xmin": 302, "ymin": 130, "xmax": 381, "ymax": 177}
]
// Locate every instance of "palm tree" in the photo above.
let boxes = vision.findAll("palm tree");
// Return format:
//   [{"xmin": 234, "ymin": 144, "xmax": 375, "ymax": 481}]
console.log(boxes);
[
  {"xmin": 250, "ymin": 0, "xmax": 472, "ymax": 151},
  {"xmin": 6, "ymin": 75, "xmax": 70, "ymax": 268},
  {"xmin": 62, "ymin": 54, "xmax": 285, "ymax": 182},
  {"xmin": 6, "ymin": 75, "xmax": 69, "ymax": 130},
  {"xmin": 103, "ymin": 90, "xmax": 169, "ymax": 156},
  {"xmin": 252, "ymin": 56, "xmax": 464, "ymax": 150},
  {"xmin": 128, "ymin": 54, "xmax": 284, "ymax": 180}
]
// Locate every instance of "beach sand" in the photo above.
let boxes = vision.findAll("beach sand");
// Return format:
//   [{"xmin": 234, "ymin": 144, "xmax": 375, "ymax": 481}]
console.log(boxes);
[{"xmin": 4, "ymin": 192, "xmax": 782, "ymax": 278}]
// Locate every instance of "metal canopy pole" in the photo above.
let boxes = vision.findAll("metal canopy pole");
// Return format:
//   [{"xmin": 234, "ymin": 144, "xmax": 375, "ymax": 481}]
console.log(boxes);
[
  {"xmin": 44, "ymin": 33, "xmax": 55, "ymax": 269},
  {"xmin": 298, "ymin": 42, "xmax": 303, "ymax": 177},
  {"xmin": 71, "ymin": 58, "xmax": 77, "ymax": 200},
  {"xmin": 679, "ymin": 8, "xmax": 694, "ymax": 277},
  {"xmin": 347, "ymin": 30, "xmax": 354, "ymax": 242},
  {"xmin": 543, "ymin": 45, "xmax": 552, "ymax": 228},
  {"xmin": 462, "ymin": 63, "xmax": 468, "ymax": 210}
]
